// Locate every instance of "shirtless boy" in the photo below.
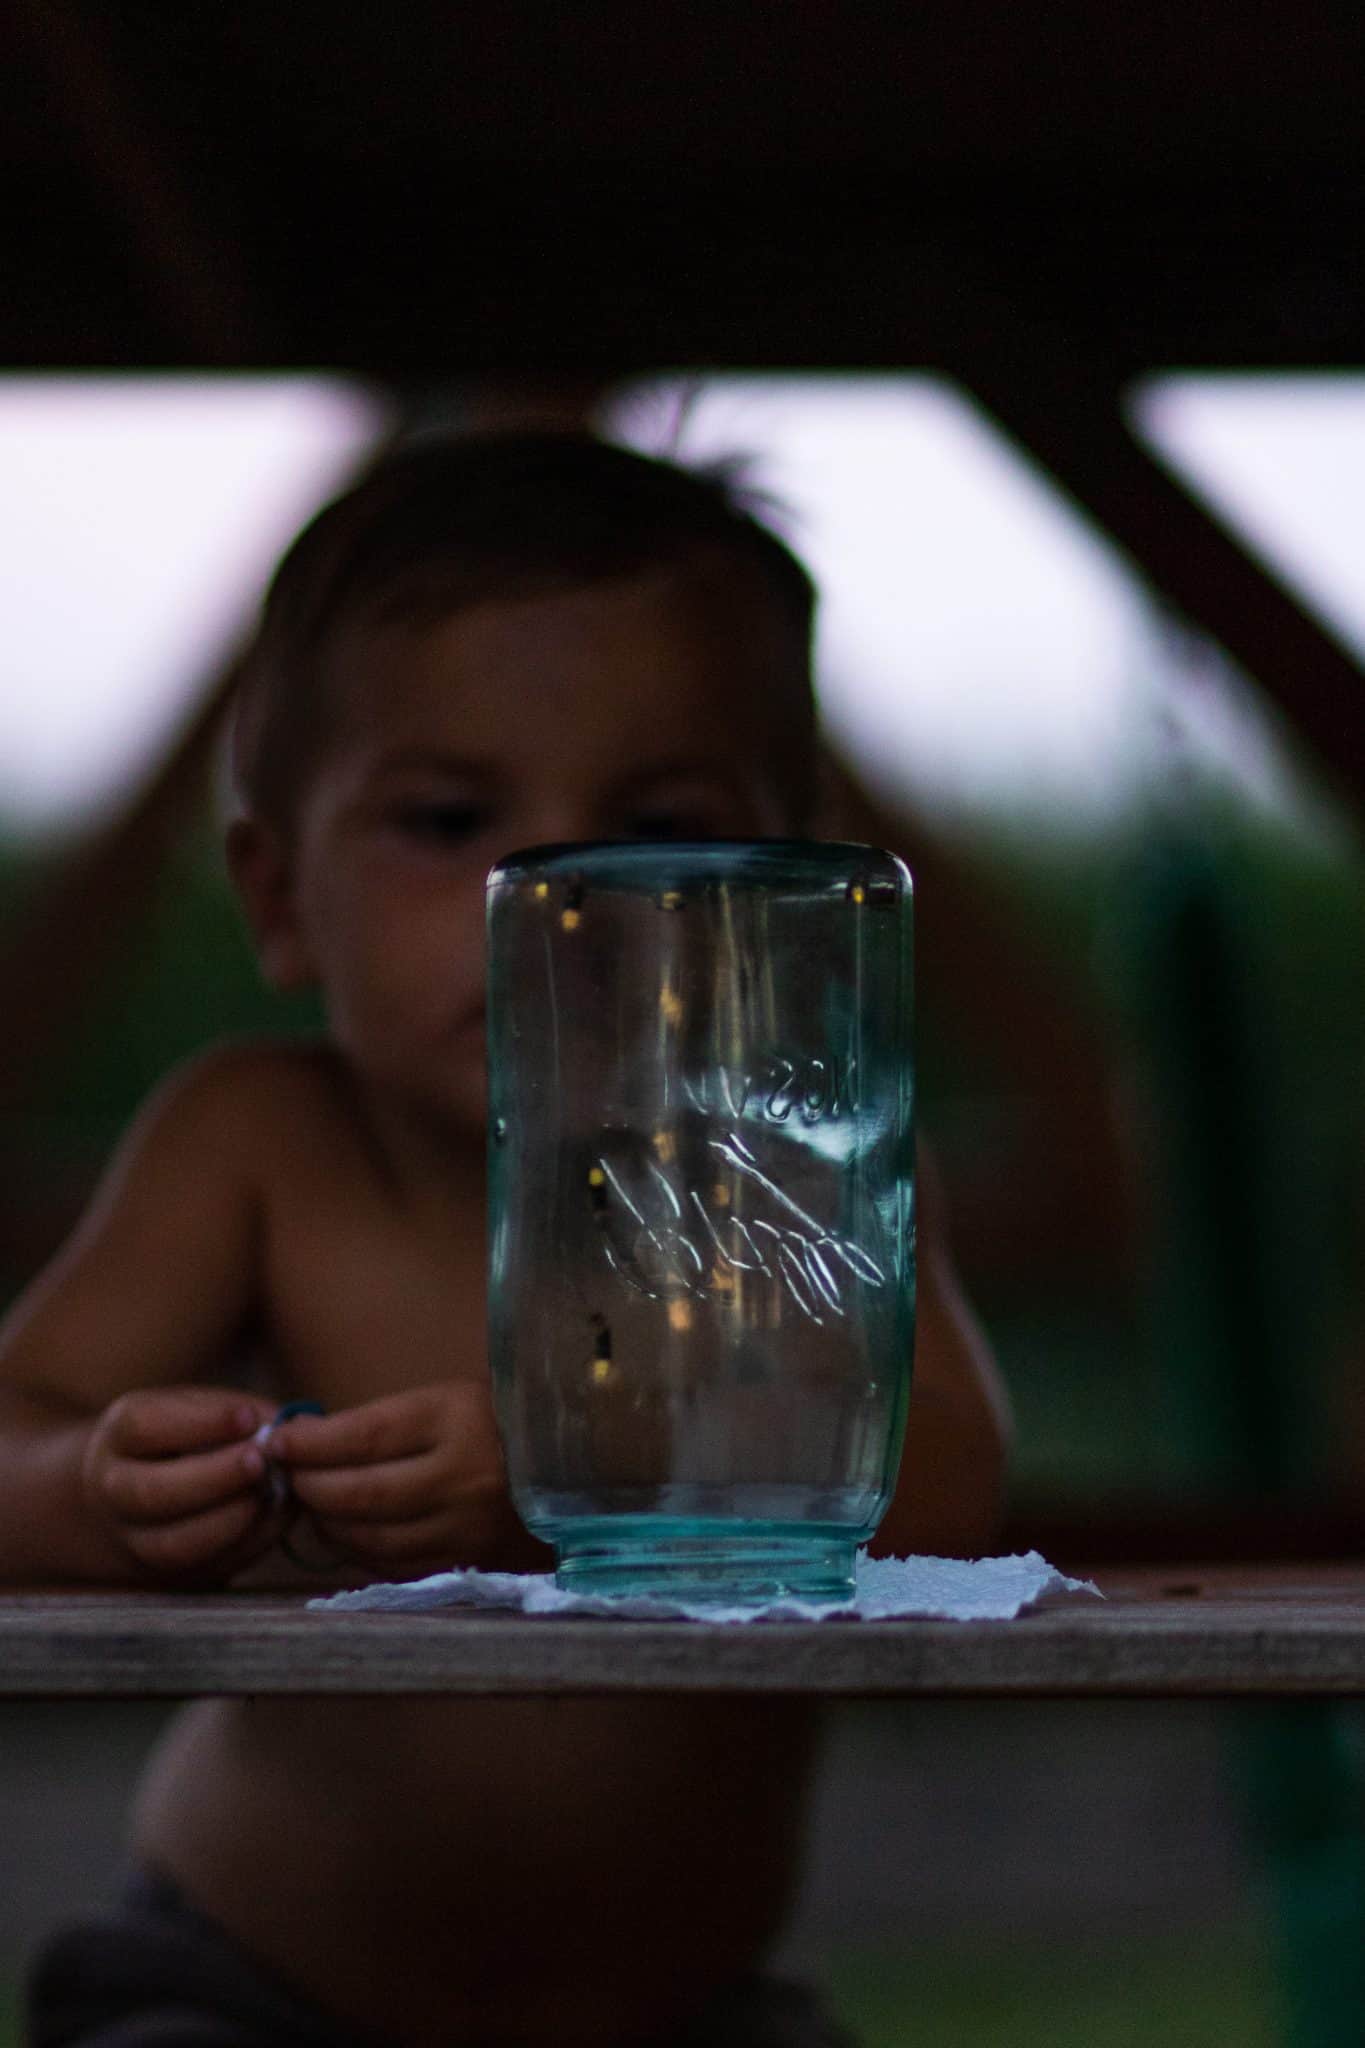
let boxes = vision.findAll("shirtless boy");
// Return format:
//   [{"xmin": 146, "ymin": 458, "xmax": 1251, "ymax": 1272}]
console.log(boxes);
[{"xmin": 0, "ymin": 434, "xmax": 1008, "ymax": 2047}]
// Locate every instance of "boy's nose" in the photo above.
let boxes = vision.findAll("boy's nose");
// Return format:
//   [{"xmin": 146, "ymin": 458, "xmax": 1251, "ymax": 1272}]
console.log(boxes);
[{"xmin": 524, "ymin": 802, "xmax": 605, "ymax": 849}]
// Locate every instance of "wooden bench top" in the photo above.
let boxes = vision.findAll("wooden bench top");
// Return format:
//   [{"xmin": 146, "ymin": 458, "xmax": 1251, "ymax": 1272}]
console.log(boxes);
[{"xmin": 3, "ymin": 1565, "xmax": 1364, "ymax": 1698}]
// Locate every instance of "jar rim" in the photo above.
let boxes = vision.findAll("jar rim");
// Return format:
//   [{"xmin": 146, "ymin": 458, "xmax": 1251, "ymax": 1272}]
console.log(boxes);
[{"xmin": 487, "ymin": 838, "xmax": 912, "ymax": 894}]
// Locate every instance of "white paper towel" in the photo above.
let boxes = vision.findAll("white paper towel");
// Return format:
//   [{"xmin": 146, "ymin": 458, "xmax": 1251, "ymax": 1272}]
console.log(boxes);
[{"xmin": 309, "ymin": 1549, "xmax": 1098, "ymax": 1623}]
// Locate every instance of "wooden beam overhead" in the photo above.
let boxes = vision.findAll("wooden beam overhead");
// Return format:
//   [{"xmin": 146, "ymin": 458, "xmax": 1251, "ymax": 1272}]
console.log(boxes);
[
  {"xmin": 941, "ymin": 290, "xmax": 1365, "ymax": 816},
  {"xmin": 0, "ymin": 7, "xmax": 1361, "ymax": 368}
]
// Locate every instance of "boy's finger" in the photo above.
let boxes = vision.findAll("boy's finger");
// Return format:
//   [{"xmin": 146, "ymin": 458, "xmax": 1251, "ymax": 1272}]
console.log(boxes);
[
  {"xmin": 287, "ymin": 1449, "xmax": 448, "ymax": 1523},
  {"xmin": 127, "ymin": 1495, "xmax": 267, "ymax": 1576},
  {"xmin": 270, "ymin": 1394, "xmax": 439, "ymax": 1468},
  {"xmin": 316, "ymin": 1511, "xmax": 459, "ymax": 1565},
  {"xmin": 107, "ymin": 1389, "xmax": 270, "ymax": 1460},
  {"xmin": 102, "ymin": 1439, "xmax": 267, "ymax": 1524}
]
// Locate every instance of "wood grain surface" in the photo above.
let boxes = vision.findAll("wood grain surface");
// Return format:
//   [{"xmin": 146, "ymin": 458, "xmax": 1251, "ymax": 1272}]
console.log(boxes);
[{"xmin": 2, "ymin": 1566, "xmax": 1365, "ymax": 1699}]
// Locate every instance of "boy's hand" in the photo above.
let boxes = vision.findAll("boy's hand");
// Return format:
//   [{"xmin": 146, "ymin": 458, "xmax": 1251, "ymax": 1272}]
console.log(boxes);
[
  {"xmin": 81, "ymin": 1387, "xmax": 283, "ymax": 1584},
  {"xmin": 269, "ymin": 1383, "xmax": 525, "ymax": 1572}
]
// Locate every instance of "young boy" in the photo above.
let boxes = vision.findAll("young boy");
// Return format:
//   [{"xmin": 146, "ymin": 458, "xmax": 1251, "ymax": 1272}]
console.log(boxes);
[{"xmin": 0, "ymin": 435, "xmax": 1008, "ymax": 2047}]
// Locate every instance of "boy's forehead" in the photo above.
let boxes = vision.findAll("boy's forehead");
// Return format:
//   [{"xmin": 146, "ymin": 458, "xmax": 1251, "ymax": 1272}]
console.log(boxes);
[{"xmin": 330, "ymin": 562, "xmax": 807, "ymax": 740}]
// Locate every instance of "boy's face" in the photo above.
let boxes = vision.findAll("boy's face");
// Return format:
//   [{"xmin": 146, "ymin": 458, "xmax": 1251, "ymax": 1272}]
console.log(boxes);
[{"xmin": 234, "ymin": 564, "xmax": 810, "ymax": 1134}]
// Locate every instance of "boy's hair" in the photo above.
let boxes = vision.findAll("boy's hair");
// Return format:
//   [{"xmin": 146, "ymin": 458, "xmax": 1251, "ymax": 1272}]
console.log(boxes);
[{"xmin": 231, "ymin": 430, "xmax": 819, "ymax": 829}]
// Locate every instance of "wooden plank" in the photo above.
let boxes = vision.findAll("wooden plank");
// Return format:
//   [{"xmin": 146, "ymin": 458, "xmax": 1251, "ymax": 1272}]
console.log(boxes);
[
  {"xmin": 7, "ymin": 10, "xmax": 1365, "ymax": 367},
  {"xmin": 2, "ymin": 1568, "xmax": 1365, "ymax": 1699},
  {"xmin": 954, "ymin": 311, "xmax": 1365, "ymax": 819}
]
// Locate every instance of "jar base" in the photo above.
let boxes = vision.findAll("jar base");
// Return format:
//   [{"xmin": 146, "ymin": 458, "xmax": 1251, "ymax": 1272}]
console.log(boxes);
[{"xmin": 549, "ymin": 1517, "xmax": 858, "ymax": 1605}]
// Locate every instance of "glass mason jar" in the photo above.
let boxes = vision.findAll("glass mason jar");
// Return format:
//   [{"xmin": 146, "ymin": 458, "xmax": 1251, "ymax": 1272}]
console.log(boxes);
[{"xmin": 486, "ymin": 840, "xmax": 914, "ymax": 1604}]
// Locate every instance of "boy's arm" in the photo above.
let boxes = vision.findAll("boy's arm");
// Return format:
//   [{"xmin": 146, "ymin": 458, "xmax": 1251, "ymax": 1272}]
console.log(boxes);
[
  {"xmin": 870, "ymin": 1143, "xmax": 1012, "ymax": 1560},
  {"xmin": 0, "ymin": 1049, "xmax": 281, "ymax": 1585}
]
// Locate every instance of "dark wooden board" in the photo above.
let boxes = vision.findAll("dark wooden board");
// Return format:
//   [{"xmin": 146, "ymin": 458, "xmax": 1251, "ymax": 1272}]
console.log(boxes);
[{"xmin": 2, "ymin": 1567, "xmax": 1365, "ymax": 1699}]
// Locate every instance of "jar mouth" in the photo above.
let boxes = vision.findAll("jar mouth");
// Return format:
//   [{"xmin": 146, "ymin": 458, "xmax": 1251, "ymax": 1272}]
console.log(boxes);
[{"xmin": 487, "ymin": 837, "xmax": 911, "ymax": 895}]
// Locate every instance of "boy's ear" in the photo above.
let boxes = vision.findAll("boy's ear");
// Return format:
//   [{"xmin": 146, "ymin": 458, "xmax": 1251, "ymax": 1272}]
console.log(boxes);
[{"xmin": 225, "ymin": 818, "xmax": 316, "ymax": 990}]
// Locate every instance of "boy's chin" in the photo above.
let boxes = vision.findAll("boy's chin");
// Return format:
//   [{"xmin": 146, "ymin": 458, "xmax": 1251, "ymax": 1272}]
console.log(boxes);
[
  {"xmin": 446, "ymin": 1064, "xmax": 492, "ymax": 1138},
  {"xmin": 437, "ymin": 1070, "xmax": 489, "ymax": 1135},
  {"xmin": 386, "ymin": 1058, "xmax": 486, "ymax": 1141}
]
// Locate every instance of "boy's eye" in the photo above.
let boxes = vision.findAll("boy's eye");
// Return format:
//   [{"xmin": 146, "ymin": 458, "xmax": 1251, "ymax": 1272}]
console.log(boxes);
[{"xmin": 391, "ymin": 801, "xmax": 486, "ymax": 844}]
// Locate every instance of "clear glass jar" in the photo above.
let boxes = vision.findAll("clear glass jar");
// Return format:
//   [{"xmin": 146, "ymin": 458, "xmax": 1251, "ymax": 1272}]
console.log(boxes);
[{"xmin": 486, "ymin": 840, "xmax": 914, "ymax": 1604}]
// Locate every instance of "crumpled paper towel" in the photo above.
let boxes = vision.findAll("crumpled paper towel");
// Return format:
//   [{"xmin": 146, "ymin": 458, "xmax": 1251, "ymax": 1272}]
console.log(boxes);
[{"xmin": 309, "ymin": 1549, "xmax": 1098, "ymax": 1623}]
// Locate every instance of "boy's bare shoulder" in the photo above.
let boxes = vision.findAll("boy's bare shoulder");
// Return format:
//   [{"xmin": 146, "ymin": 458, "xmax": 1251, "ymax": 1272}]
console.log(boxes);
[{"xmin": 139, "ymin": 1038, "xmax": 353, "ymax": 1162}]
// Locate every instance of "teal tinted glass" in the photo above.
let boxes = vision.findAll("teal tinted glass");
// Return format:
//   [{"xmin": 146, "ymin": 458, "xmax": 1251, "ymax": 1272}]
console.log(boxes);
[{"xmin": 486, "ymin": 840, "xmax": 914, "ymax": 1603}]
